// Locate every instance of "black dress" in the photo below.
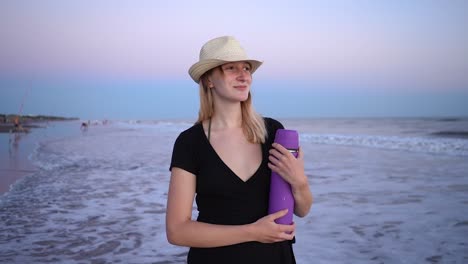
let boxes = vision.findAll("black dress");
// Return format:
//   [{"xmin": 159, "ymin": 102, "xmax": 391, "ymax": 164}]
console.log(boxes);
[{"xmin": 170, "ymin": 118, "xmax": 296, "ymax": 264}]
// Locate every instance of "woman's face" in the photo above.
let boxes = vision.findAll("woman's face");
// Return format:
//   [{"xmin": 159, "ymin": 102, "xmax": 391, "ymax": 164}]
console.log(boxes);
[{"xmin": 208, "ymin": 61, "xmax": 252, "ymax": 103}]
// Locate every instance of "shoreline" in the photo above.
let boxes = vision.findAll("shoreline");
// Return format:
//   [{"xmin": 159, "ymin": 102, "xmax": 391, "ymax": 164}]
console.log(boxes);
[
  {"xmin": 0, "ymin": 118, "xmax": 81, "ymax": 195},
  {"xmin": 0, "ymin": 123, "xmax": 43, "ymax": 134},
  {"xmin": 0, "ymin": 131, "xmax": 39, "ymax": 194},
  {"xmin": 0, "ymin": 113, "xmax": 78, "ymax": 134}
]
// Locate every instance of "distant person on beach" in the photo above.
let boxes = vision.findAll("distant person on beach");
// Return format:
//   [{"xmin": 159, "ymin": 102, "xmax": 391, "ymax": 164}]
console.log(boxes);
[
  {"xmin": 14, "ymin": 117, "xmax": 19, "ymax": 128},
  {"xmin": 13, "ymin": 116, "xmax": 25, "ymax": 132},
  {"xmin": 166, "ymin": 36, "xmax": 313, "ymax": 263},
  {"xmin": 80, "ymin": 122, "xmax": 88, "ymax": 132}
]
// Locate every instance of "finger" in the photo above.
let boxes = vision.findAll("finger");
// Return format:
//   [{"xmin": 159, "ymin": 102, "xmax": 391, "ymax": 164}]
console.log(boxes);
[
  {"xmin": 270, "ymin": 152, "xmax": 291, "ymax": 165},
  {"xmin": 278, "ymin": 223, "xmax": 295, "ymax": 233},
  {"xmin": 272, "ymin": 144, "xmax": 297, "ymax": 161},
  {"xmin": 268, "ymin": 162, "xmax": 281, "ymax": 172},
  {"xmin": 268, "ymin": 163, "xmax": 285, "ymax": 176},
  {"xmin": 271, "ymin": 142, "xmax": 283, "ymax": 150},
  {"xmin": 268, "ymin": 162, "xmax": 283, "ymax": 171},
  {"xmin": 272, "ymin": 143, "xmax": 290, "ymax": 155},
  {"xmin": 269, "ymin": 148, "xmax": 283, "ymax": 160},
  {"xmin": 278, "ymin": 223, "xmax": 295, "ymax": 239},
  {"xmin": 270, "ymin": 209, "xmax": 288, "ymax": 219},
  {"xmin": 290, "ymin": 229, "xmax": 296, "ymax": 237},
  {"xmin": 267, "ymin": 162, "xmax": 274, "ymax": 170},
  {"xmin": 268, "ymin": 154, "xmax": 281, "ymax": 165},
  {"xmin": 279, "ymin": 230, "xmax": 295, "ymax": 240},
  {"xmin": 298, "ymin": 147, "xmax": 304, "ymax": 160}
]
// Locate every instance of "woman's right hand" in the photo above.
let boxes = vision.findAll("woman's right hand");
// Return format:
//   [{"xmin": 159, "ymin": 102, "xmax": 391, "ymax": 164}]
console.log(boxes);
[{"xmin": 249, "ymin": 209, "xmax": 296, "ymax": 243}]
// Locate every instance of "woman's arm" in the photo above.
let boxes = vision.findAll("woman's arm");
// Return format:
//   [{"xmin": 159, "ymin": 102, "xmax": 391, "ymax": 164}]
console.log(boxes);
[
  {"xmin": 268, "ymin": 144, "xmax": 313, "ymax": 217},
  {"xmin": 166, "ymin": 167, "xmax": 296, "ymax": 248}
]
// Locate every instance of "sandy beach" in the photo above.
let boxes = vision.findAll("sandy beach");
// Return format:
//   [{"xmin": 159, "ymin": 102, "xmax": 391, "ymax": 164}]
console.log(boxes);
[
  {"xmin": 0, "ymin": 114, "xmax": 79, "ymax": 194},
  {"xmin": 0, "ymin": 129, "xmax": 38, "ymax": 194},
  {"xmin": 0, "ymin": 120, "xmax": 80, "ymax": 194},
  {"xmin": 0, "ymin": 166, "xmax": 37, "ymax": 194}
]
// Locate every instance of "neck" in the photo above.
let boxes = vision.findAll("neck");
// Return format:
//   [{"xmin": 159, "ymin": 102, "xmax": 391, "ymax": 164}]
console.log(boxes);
[{"xmin": 211, "ymin": 102, "xmax": 242, "ymax": 129}]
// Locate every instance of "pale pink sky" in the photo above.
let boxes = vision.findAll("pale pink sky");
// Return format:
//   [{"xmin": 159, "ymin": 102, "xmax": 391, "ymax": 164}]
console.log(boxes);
[{"xmin": 1, "ymin": 0, "xmax": 466, "ymax": 90}]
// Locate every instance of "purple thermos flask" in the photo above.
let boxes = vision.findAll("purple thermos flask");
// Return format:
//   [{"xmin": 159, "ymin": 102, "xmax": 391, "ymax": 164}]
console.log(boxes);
[{"xmin": 268, "ymin": 129, "xmax": 299, "ymax": 225}]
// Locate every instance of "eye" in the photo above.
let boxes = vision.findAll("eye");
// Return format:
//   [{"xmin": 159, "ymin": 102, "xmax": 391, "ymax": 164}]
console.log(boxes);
[
  {"xmin": 243, "ymin": 66, "xmax": 251, "ymax": 72},
  {"xmin": 223, "ymin": 65, "xmax": 235, "ymax": 71}
]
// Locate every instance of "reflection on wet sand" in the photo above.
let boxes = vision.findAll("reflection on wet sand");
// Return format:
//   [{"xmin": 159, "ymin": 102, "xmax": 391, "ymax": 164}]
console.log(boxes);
[
  {"xmin": 9, "ymin": 131, "xmax": 22, "ymax": 159},
  {"xmin": 1, "ymin": 123, "xmax": 37, "ymax": 194}
]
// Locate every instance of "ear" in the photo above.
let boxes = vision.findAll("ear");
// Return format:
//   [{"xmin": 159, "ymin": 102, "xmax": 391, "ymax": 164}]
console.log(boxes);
[
  {"xmin": 207, "ymin": 78, "xmax": 214, "ymax": 88},
  {"xmin": 201, "ymin": 75, "xmax": 212, "ymax": 88}
]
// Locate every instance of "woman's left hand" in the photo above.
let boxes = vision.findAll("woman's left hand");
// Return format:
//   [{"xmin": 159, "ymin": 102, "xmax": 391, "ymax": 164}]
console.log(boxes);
[{"xmin": 268, "ymin": 143, "xmax": 307, "ymax": 188}]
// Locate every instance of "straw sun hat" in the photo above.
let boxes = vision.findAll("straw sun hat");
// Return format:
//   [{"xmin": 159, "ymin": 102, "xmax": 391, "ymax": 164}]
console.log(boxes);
[{"xmin": 188, "ymin": 36, "xmax": 263, "ymax": 83}]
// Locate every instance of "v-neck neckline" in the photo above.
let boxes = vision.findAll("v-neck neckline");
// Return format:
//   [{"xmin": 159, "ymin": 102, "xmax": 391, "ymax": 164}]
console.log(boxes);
[{"xmin": 199, "ymin": 123, "xmax": 264, "ymax": 183}]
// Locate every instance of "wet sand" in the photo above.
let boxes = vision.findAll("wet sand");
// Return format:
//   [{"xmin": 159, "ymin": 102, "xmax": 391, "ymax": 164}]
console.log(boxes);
[
  {"xmin": 0, "ymin": 168, "xmax": 37, "ymax": 194},
  {"xmin": 0, "ymin": 124, "xmax": 38, "ymax": 134},
  {"xmin": 1, "ymin": 120, "xmax": 86, "ymax": 194},
  {"xmin": 0, "ymin": 129, "xmax": 39, "ymax": 194}
]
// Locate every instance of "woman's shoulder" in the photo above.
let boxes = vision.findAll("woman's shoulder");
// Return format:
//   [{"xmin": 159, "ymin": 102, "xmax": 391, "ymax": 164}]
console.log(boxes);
[
  {"xmin": 263, "ymin": 117, "xmax": 284, "ymax": 130},
  {"xmin": 176, "ymin": 122, "xmax": 203, "ymax": 142},
  {"xmin": 263, "ymin": 117, "xmax": 284, "ymax": 143}
]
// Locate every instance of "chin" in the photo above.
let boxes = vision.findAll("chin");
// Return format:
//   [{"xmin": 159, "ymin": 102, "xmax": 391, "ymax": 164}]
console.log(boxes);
[{"xmin": 238, "ymin": 94, "xmax": 250, "ymax": 102}]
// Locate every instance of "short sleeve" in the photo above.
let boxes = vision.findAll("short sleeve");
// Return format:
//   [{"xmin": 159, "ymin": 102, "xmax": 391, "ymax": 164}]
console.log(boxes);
[
  {"xmin": 169, "ymin": 129, "xmax": 198, "ymax": 175},
  {"xmin": 264, "ymin": 117, "xmax": 285, "ymax": 145}
]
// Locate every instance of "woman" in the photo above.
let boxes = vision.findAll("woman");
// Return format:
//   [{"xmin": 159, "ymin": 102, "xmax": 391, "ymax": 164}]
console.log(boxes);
[{"xmin": 166, "ymin": 36, "xmax": 312, "ymax": 263}]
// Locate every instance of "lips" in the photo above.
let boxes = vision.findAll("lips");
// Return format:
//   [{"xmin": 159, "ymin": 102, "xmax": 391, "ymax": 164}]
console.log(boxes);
[{"xmin": 233, "ymin": 85, "xmax": 248, "ymax": 90}]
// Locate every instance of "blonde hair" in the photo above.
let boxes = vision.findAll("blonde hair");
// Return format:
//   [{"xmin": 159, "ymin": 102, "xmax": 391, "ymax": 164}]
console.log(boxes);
[{"xmin": 196, "ymin": 68, "xmax": 267, "ymax": 144}]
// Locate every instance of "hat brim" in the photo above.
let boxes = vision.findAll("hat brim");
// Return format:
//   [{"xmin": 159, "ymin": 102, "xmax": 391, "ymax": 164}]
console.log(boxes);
[{"xmin": 188, "ymin": 59, "xmax": 262, "ymax": 83}]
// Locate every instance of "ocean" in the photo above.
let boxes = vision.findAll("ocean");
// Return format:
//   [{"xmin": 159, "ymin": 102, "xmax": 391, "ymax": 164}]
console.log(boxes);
[{"xmin": 0, "ymin": 118, "xmax": 467, "ymax": 263}]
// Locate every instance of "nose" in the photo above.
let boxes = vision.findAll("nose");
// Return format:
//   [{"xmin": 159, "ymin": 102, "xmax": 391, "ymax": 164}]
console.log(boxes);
[
  {"xmin": 236, "ymin": 67, "xmax": 249, "ymax": 82},
  {"xmin": 237, "ymin": 72, "xmax": 246, "ymax": 82}
]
